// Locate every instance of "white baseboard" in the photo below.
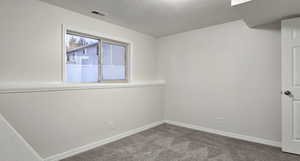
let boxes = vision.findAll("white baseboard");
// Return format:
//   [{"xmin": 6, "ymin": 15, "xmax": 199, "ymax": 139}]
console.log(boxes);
[
  {"xmin": 44, "ymin": 120, "xmax": 282, "ymax": 161},
  {"xmin": 44, "ymin": 121, "xmax": 164, "ymax": 161},
  {"xmin": 164, "ymin": 120, "xmax": 281, "ymax": 148}
]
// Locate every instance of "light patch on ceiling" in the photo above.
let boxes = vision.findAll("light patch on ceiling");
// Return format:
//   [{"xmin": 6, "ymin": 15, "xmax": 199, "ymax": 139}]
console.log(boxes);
[
  {"xmin": 161, "ymin": 0, "xmax": 190, "ymax": 3},
  {"xmin": 231, "ymin": 0, "xmax": 252, "ymax": 6}
]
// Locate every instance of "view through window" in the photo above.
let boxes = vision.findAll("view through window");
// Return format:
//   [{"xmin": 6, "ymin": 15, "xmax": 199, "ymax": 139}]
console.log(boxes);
[
  {"xmin": 102, "ymin": 42, "xmax": 126, "ymax": 80},
  {"xmin": 65, "ymin": 31, "xmax": 128, "ymax": 83}
]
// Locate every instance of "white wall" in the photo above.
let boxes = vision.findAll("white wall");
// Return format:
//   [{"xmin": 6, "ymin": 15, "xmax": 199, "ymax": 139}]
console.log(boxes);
[
  {"xmin": 0, "ymin": 0, "xmax": 163, "ymax": 158},
  {"xmin": 0, "ymin": 114, "xmax": 42, "ymax": 161},
  {"xmin": 0, "ymin": 87, "xmax": 163, "ymax": 158},
  {"xmin": 158, "ymin": 20, "xmax": 281, "ymax": 142},
  {"xmin": 0, "ymin": 0, "xmax": 282, "ymax": 158},
  {"xmin": 0, "ymin": 0, "xmax": 157, "ymax": 82}
]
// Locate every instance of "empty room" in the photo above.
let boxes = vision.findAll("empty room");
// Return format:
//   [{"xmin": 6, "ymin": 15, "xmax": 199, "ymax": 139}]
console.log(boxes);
[{"xmin": 1, "ymin": 0, "xmax": 300, "ymax": 161}]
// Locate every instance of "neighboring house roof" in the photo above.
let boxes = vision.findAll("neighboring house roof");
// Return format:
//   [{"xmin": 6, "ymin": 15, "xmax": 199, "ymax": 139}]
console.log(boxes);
[{"xmin": 67, "ymin": 42, "xmax": 98, "ymax": 54}]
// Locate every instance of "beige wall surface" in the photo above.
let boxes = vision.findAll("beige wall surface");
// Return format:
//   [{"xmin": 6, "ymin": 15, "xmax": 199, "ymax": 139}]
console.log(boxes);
[
  {"xmin": 158, "ymin": 20, "xmax": 281, "ymax": 142},
  {"xmin": 0, "ymin": 0, "xmax": 163, "ymax": 158}
]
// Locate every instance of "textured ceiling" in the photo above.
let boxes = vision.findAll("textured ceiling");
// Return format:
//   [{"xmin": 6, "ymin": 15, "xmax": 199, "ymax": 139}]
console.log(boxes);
[
  {"xmin": 233, "ymin": 0, "xmax": 300, "ymax": 27},
  {"xmin": 40, "ymin": 0, "xmax": 241, "ymax": 37}
]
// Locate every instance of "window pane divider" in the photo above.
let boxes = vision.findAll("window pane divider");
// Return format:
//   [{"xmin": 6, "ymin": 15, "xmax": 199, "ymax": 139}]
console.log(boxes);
[{"xmin": 98, "ymin": 40, "xmax": 103, "ymax": 83}]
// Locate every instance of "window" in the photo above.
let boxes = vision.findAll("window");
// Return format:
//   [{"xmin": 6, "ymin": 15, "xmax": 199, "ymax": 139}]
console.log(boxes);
[{"xmin": 65, "ymin": 31, "xmax": 129, "ymax": 83}]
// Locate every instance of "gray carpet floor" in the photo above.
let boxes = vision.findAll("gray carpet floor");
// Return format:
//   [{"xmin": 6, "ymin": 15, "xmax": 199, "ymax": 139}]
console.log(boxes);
[{"xmin": 62, "ymin": 124, "xmax": 300, "ymax": 161}]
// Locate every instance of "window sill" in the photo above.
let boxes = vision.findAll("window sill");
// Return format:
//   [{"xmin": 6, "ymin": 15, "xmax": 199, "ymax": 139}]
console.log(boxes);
[{"xmin": 0, "ymin": 80, "xmax": 165, "ymax": 94}]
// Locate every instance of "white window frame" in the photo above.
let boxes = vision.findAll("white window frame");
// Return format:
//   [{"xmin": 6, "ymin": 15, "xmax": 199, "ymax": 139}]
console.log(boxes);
[{"xmin": 62, "ymin": 24, "xmax": 132, "ymax": 83}]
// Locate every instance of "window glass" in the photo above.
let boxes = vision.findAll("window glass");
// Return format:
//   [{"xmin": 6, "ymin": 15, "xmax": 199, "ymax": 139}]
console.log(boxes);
[
  {"xmin": 65, "ymin": 31, "xmax": 128, "ymax": 83},
  {"xmin": 65, "ymin": 33, "xmax": 99, "ymax": 83},
  {"xmin": 102, "ymin": 42, "xmax": 126, "ymax": 80}
]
